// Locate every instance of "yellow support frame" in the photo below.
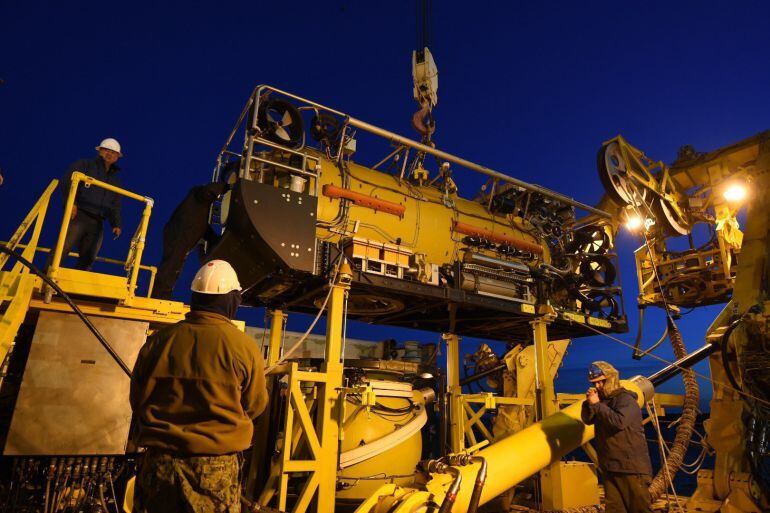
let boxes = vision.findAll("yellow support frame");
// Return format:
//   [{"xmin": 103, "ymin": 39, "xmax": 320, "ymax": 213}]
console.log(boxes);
[
  {"xmin": 267, "ymin": 309, "xmax": 286, "ymax": 366},
  {"xmin": 267, "ymin": 264, "xmax": 351, "ymax": 513}
]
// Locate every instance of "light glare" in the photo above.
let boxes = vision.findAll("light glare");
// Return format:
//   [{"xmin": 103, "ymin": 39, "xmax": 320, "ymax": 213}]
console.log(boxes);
[
  {"xmin": 723, "ymin": 183, "xmax": 747, "ymax": 203},
  {"xmin": 625, "ymin": 215, "xmax": 643, "ymax": 231}
]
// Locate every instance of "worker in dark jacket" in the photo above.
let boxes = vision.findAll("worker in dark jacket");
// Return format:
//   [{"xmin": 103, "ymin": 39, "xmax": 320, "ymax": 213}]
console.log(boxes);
[
  {"xmin": 151, "ymin": 182, "xmax": 226, "ymax": 300},
  {"xmin": 52, "ymin": 138, "xmax": 123, "ymax": 270},
  {"xmin": 581, "ymin": 361, "xmax": 653, "ymax": 513},
  {"xmin": 131, "ymin": 260, "xmax": 268, "ymax": 513}
]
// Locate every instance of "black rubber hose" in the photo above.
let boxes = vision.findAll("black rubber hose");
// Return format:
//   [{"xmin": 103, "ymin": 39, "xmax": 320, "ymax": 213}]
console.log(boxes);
[
  {"xmin": 0, "ymin": 244, "xmax": 132, "ymax": 378},
  {"xmin": 720, "ymin": 320, "xmax": 743, "ymax": 393},
  {"xmin": 438, "ymin": 466, "xmax": 461, "ymax": 513},
  {"xmin": 467, "ymin": 456, "xmax": 487, "ymax": 513},
  {"xmin": 648, "ymin": 317, "xmax": 699, "ymax": 500},
  {"xmin": 633, "ymin": 307, "xmax": 670, "ymax": 360}
]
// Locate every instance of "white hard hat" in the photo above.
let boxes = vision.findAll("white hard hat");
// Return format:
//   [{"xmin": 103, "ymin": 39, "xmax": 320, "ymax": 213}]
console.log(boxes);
[
  {"xmin": 191, "ymin": 260, "xmax": 242, "ymax": 294},
  {"xmin": 95, "ymin": 138, "xmax": 123, "ymax": 157}
]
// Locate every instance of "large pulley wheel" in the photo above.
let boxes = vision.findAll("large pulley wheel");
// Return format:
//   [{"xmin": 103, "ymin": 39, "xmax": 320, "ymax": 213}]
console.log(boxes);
[
  {"xmin": 655, "ymin": 197, "xmax": 691, "ymax": 236},
  {"xmin": 254, "ymin": 99, "xmax": 304, "ymax": 149},
  {"xmin": 597, "ymin": 141, "xmax": 647, "ymax": 206}
]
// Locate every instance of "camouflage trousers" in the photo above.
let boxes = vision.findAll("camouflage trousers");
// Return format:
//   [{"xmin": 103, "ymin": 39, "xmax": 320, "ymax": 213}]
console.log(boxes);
[{"xmin": 135, "ymin": 450, "xmax": 241, "ymax": 513}]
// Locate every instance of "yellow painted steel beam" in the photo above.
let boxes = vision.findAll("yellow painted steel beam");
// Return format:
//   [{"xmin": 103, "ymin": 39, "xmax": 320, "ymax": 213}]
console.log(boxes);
[
  {"xmin": 267, "ymin": 309, "xmax": 286, "ymax": 366},
  {"xmin": 314, "ymin": 263, "xmax": 350, "ymax": 512},
  {"xmin": 125, "ymin": 199, "xmax": 153, "ymax": 298},
  {"xmin": 28, "ymin": 296, "xmax": 186, "ymax": 325},
  {"xmin": 444, "ymin": 333, "xmax": 464, "ymax": 453},
  {"xmin": 531, "ymin": 315, "xmax": 570, "ymax": 509}
]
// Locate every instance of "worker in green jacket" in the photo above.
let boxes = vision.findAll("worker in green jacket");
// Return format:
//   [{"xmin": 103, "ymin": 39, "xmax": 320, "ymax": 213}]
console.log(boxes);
[{"xmin": 130, "ymin": 260, "xmax": 268, "ymax": 513}]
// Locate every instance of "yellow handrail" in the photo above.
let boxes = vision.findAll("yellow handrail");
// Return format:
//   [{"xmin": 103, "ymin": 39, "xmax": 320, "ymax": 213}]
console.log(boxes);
[
  {"xmin": 48, "ymin": 171, "xmax": 155, "ymax": 299},
  {"xmin": 2, "ymin": 242, "xmax": 158, "ymax": 297},
  {"xmin": 0, "ymin": 180, "xmax": 58, "ymax": 271}
]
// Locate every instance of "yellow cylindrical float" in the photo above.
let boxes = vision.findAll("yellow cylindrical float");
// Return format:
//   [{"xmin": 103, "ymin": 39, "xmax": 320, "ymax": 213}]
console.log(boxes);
[{"xmin": 336, "ymin": 369, "xmax": 429, "ymax": 502}]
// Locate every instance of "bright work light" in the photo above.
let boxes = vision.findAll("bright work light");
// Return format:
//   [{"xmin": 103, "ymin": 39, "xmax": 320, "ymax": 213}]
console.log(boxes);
[{"xmin": 723, "ymin": 183, "xmax": 747, "ymax": 203}]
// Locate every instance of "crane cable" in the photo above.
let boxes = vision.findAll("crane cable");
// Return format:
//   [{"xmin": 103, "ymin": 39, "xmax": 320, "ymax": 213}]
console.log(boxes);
[{"xmin": 610, "ymin": 181, "xmax": 701, "ymax": 500}]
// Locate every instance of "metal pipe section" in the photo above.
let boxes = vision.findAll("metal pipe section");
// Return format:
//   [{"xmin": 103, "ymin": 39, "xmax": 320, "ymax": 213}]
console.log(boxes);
[
  {"xmin": 459, "ymin": 363, "xmax": 507, "ymax": 388},
  {"xmin": 648, "ymin": 341, "xmax": 720, "ymax": 386},
  {"xmin": 347, "ymin": 116, "xmax": 611, "ymax": 218}
]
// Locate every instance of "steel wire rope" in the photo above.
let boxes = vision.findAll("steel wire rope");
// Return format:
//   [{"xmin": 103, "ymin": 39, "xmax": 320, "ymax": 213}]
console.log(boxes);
[
  {"xmin": 620, "ymin": 181, "xmax": 677, "ymax": 323},
  {"xmin": 645, "ymin": 417, "xmax": 710, "ymax": 476},
  {"xmin": 616, "ymin": 181, "xmax": 703, "ymax": 498}
]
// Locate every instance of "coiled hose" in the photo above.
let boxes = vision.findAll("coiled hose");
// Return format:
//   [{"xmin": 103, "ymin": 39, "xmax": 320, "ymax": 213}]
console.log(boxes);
[{"xmin": 648, "ymin": 317, "xmax": 700, "ymax": 500}]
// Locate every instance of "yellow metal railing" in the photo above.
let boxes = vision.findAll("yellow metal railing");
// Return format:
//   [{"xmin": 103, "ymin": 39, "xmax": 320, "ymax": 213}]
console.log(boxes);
[
  {"xmin": 2, "ymin": 242, "xmax": 157, "ymax": 297},
  {"xmin": 0, "ymin": 181, "xmax": 58, "ymax": 273},
  {"xmin": 48, "ymin": 171, "xmax": 155, "ymax": 298}
]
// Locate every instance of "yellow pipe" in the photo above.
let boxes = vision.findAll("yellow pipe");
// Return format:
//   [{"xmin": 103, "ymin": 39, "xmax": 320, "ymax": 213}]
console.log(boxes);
[
  {"xmin": 49, "ymin": 174, "xmax": 81, "ymax": 280},
  {"xmin": 423, "ymin": 378, "xmax": 651, "ymax": 511},
  {"xmin": 127, "ymin": 201, "xmax": 153, "ymax": 296}
]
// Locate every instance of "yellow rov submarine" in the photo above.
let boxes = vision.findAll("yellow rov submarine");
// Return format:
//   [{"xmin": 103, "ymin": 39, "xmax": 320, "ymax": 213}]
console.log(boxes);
[{"xmin": 206, "ymin": 86, "xmax": 627, "ymax": 343}]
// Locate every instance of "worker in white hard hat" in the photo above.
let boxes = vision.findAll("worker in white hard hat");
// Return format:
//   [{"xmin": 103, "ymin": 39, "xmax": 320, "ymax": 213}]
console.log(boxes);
[
  {"xmin": 50, "ymin": 138, "xmax": 124, "ymax": 270},
  {"xmin": 130, "ymin": 260, "xmax": 268, "ymax": 513}
]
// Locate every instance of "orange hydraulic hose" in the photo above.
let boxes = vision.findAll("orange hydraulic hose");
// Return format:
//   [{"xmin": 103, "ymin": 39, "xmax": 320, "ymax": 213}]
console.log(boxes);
[
  {"xmin": 452, "ymin": 221, "xmax": 543, "ymax": 255},
  {"xmin": 322, "ymin": 184, "xmax": 406, "ymax": 217}
]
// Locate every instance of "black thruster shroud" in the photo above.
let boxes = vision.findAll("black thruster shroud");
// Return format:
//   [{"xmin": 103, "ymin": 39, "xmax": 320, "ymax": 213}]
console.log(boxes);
[{"xmin": 207, "ymin": 180, "xmax": 317, "ymax": 302}]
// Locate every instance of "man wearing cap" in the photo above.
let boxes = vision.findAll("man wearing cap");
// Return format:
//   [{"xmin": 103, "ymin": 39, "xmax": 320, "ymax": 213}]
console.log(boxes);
[
  {"xmin": 54, "ymin": 138, "xmax": 124, "ymax": 270},
  {"xmin": 582, "ymin": 361, "xmax": 653, "ymax": 513},
  {"xmin": 130, "ymin": 260, "xmax": 268, "ymax": 513}
]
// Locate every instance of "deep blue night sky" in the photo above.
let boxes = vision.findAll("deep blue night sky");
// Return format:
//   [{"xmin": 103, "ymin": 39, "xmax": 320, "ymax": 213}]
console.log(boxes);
[{"xmin": 2, "ymin": 1, "xmax": 769, "ymax": 407}]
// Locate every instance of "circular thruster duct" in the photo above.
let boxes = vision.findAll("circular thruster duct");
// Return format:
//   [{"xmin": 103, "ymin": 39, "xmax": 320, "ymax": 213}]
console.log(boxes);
[
  {"xmin": 569, "ymin": 225, "xmax": 610, "ymax": 254},
  {"xmin": 255, "ymin": 98, "xmax": 305, "ymax": 149},
  {"xmin": 581, "ymin": 290, "xmax": 619, "ymax": 319},
  {"xmin": 579, "ymin": 255, "xmax": 617, "ymax": 287},
  {"xmin": 597, "ymin": 141, "xmax": 647, "ymax": 206}
]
